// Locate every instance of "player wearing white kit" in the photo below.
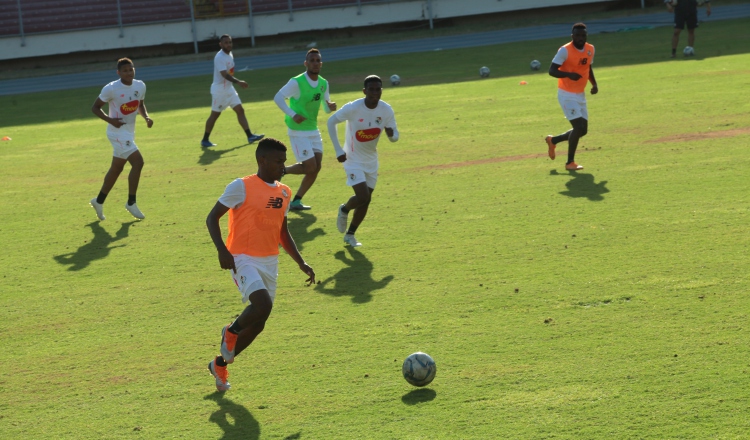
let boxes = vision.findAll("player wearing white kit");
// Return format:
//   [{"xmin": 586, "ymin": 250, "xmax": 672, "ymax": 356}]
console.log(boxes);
[
  {"xmin": 274, "ymin": 48, "xmax": 336, "ymax": 211},
  {"xmin": 201, "ymin": 34, "xmax": 264, "ymax": 148},
  {"xmin": 327, "ymin": 75, "xmax": 399, "ymax": 247},
  {"xmin": 89, "ymin": 57, "xmax": 153, "ymax": 221}
]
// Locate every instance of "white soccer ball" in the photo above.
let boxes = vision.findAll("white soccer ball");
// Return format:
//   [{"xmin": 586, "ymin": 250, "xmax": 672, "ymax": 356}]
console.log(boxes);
[
  {"xmin": 390, "ymin": 74, "xmax": 401, "ymax": 86},
  {"xmin": 402, "ymin": 352, "xmax": 436, "ymax": 387},
  {"xmin": 479, "ymin": 66, "xmax": 490, "ymax": 78},
  {"xmin": 683, "ymin": 46, "xmax": 695, "ymax": 56},
  {"xmin": 530, "ymin": 60, "xmax": 542, "ymax": 71}
]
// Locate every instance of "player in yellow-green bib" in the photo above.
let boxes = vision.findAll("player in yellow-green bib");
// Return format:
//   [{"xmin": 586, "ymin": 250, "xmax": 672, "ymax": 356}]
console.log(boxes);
[{"xmin": 274, "ymin": 48, "xmax": 336, "ymax": 210}]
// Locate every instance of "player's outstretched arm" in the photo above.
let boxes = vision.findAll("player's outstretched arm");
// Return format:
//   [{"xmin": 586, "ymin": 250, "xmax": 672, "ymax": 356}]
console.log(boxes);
[
  {"xmin": 138, "ymin": 101, "xmax": 153, "ymax": 128},
  {"xmin": 91, "ymin": 97, "xmax": 125, "ymax": 128},
  {"xmin": 279, "ymin": 218, "xmax": 315, "ymax": 284},
  {"xmin": 206, "ymin": 201, "xmax": 236, "ymax": 273},
  {"xmin": 326, "ymin": 113, "xmax": 346, "ymax": 162}
]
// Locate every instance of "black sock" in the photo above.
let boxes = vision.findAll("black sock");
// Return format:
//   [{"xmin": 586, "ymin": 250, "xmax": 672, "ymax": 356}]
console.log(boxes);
[
  {"xmin": 293, "ymin": 195, "xmax": 302, "ymax": 202},
  {"xmin": 216, "ymin": 356, "xmax": 228, "ymax": 367},
  {"xmin": 346, "ymin": 226, "xmax": 358, "ymax": 235},
  {"xmin": 341, "ymin": 205, "xmax": 350, "ymax": 214},
  {"xmin": 127, "ymin": 194, "xmax": 136, "ymax": 206},
  {"xmin": 202, "ymin": 132, "xmax": 210, "ymax": 142},
  {"xmin": 96, "ymin": 191, "xmax": 107, "ymax": 204},
  {"xmin": 244, "ymin": 129, "xmax": 252, "ymax": 137},
  {"xmin": 228, "ymin": 321, "xmax": 242, "ymax": 334},
  {"xmin": 671, "ymin": 48, "xmax": 677, "ymax": 55}
]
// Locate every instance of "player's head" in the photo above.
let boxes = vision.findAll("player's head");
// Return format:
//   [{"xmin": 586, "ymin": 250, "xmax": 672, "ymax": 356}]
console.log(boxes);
[
  {"xmin": 219, "ymin": 34, "xmax": 233, "ymax": 53},
  {"xmin": 304, "ymin": 48, "xmax": 322, "ymax": 74},
  {"xmin": 571, "ymin": 23, "xmax": 587, "ymax": 49},
  {"xmin": 116, "ymin": 58, "xmax": 135, "ymax": 83},
  {"xmin": 256, "ymin": 138, "xmax": 287, "ymax": 182},
  {"xmin": 362, "ymin": 75, "xmax": 383, "ymax": 106}
]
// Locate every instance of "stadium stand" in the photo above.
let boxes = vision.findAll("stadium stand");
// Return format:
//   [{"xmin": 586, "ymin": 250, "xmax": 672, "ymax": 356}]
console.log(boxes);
[{"xmin": 0, "ymin": 0, "xmax": 391, "ymax": 37}]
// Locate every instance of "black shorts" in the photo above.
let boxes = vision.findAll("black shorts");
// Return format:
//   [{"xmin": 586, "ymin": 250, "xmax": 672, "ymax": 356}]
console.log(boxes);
[{"xmin": 674, "ymin": 8, "xmax": 698, "ymax": 30}]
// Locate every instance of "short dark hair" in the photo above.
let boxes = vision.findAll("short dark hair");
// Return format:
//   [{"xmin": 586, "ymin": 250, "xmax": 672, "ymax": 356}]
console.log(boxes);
[
  {"xmin": 572, "ymin": 23, "xmax": 587, "ymax": 32},
  {"xmin": 220, "ymin": 34, "xmax": 231, "ymax": 42},
  {"xmin": 306, "ymin": 48, "xmax": 320, "ymax": 59},
  {"xmin": 256, "ymin": 137, "xmax": 287, "ymax": 159},
  {"xmin": 363, "ymin": 75, "xmax": 382, "ymax": 88},
  {"xmin": 117, "ymin": 57, "xmax": 133, "ymax": 70}
]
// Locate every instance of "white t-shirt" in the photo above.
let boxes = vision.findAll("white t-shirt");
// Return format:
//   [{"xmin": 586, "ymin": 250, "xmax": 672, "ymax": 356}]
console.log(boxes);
[
  {"xmin": 274, "ymin": 72, "xmax": 331, "ymax": 136},
  {"xmin": 218, "ymin": 178, "xmax": 290, "ymax": 216},
  {"xmin": 99, "ymin": 79, "xmax": 146, "ymax": 138},
  {"xmin": 327, "ymin": 98, "xmax": 398, "ymax": 173},
  {"xmin": 211, "ymin": 50, "xmax": 235, "ymax": 93}
]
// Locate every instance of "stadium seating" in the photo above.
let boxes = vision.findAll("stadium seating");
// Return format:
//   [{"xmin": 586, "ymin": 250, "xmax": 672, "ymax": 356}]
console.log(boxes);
[{"xmin": 0, "ymin": 0, "xmax": 388, "ymax": 37}]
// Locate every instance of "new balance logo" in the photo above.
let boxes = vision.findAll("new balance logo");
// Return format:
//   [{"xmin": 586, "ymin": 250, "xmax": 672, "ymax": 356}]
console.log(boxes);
[{"xmin": 266, "ymin": 197, "xmax": 283, "ymax": 209}]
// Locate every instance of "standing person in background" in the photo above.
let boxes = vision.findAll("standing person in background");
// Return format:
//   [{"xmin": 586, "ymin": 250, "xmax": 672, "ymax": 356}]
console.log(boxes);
[
  {"xmin": 201, "ymin": 34, "xmax": 264, "ymax": 148},
  {"xmin": 274, "ymin": 48, "xmax": 336, "ymax": 211},
  {"xmin": 90, "ymin": 57, "xmax": 153, "ymax": 221},
  {"xmin": 544, "ymin": 23, "xmax": 598, "ymax": 171},
  {"xmin": 666, "ymin": 0, "xmax": 711, "ymax": 58}
]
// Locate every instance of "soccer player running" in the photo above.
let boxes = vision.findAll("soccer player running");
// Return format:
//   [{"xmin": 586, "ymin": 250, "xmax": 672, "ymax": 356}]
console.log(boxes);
[
  {"xmin": 327, "ymin": 75, "xmax": 399, "ymax": 247},
  {"xmin": 89, "ymin": 57, "xmax": 153, "ymax": 220},
  {"xmin": 273, "ymin": 48, "xmax": 336, "ymax": 211},
  {"xmin": 545, "ymin": 23, "xmax": 598, "ymax": 171},
  {"xmin": 201, "ymin": 34, "xmax": 264, "ymax": 148},
  {"xmin": 205, "ymin": 137, "xmax": 315, "ymax": 392}
]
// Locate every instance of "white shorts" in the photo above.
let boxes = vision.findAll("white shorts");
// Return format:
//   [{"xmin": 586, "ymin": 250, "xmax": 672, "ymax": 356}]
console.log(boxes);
[
  {"xmin": 230, "ymin": 254, "xmax": 279, "ymax": 304},
  {"xmin": 289, "ymin": 134, "xmax": 323, "ymax": 163},
  {"xmin": 211, "ymin": 87, "xmax": 242, "ymax": 112},
  {"xmin": 107, "ymin": 135, "xmax": 139, "ymax": 159},
  {"xmin": 343, "ymin": 162, "xmax": 378, "ymax": 189},
  {"xmin": 558, "ymin": 89, "xmax": 588, "ymax": 121}
]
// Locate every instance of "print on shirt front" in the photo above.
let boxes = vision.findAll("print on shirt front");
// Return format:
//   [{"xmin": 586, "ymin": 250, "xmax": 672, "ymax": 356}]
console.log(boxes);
[{"xmin": 99, "ymin": 79, "xmax": 147, "ymax": 137}]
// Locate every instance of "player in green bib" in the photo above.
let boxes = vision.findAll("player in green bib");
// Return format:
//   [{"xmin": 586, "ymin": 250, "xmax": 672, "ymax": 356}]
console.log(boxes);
[{"xmin": 274, "ymin": 48, "xmax": 336, "ymax": 210}]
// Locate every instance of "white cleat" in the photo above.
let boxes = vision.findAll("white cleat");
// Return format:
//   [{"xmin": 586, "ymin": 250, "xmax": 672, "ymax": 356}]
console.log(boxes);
[
  {"xmin": 125, "ymin": 202, "xmax": 145, "ymax": 220},
  {"xmin": 337, "ymin": 204, "xmax": 348, "ymax": 233},
  {"xmin": 343, "ymin": 234, "xmax": 362, "ymax": 247},
  {"xmin": 90, "ymin": 198, "xmax": 105, "ymax": 220}
]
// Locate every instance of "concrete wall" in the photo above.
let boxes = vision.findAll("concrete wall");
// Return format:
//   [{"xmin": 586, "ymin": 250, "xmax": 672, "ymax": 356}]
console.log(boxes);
[{"xmin": 0, "ymin": 0, "xmax": 615, "ymax": 61}]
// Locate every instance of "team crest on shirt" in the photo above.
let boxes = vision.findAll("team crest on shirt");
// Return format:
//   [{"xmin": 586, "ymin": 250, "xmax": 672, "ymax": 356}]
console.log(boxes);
[
  {"xmin": 587, "ymin": 50, "xmax": 592, "ymax": 56},
  {"xmin": 282, "ymin": 189, "xmax": 289, "ymax": 198},
  {"xmin": 375, "ymin": 117, "xmax": 382, "ymax": 125},
  {"xmin": 302, "ymin": 149, "xmax": 308, "ymax": 155},
  {"xmin": 125, "ymin": 140, "xmax": 131, "ymax": 146},
  {"xmin": 134, "ymin": 91, "xmax": 140, "ymax": 97},
  {"xmin": 350, "ymin": 173, "xmax": 356, "ymax": 180}
]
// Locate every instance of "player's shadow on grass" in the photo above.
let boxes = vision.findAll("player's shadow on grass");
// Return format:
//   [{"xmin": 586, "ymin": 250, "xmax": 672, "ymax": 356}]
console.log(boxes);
[
  {"xmin": 401, "ymin": 388, "xmax": 437, "ymax": 405},
  {"xmin": 53, "ymin": 221, "xmax": 135, "ymax": 271},
  {"xmin": 204, "ymin": 392, "xmax": 260, "ymax": 440},
  {"xmin": 286, "ymin": 211, "xmax": 325, "ymax": 252},
  {"xmin": 551, "ymin": 170, "xmax": 609, "ymax": 201},
  {"xmin": 315, "ymin": 247, "xmax": 394, "ymax": 303},
  {"xmin": 198, "ymin": 144, "xmax": 246, "ymax": 166}
]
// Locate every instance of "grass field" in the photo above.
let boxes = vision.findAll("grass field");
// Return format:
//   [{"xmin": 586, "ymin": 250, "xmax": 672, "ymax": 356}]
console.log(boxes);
[{"xmin": 2, "ymin": 18, "xmax": 750, "ymax": 439}]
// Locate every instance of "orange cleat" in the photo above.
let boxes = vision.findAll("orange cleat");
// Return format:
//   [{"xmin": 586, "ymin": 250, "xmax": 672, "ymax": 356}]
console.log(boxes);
[
  {"xmin": 565, "ymin": 162, "xmax": 583, "ymax": 171},
  {"xmin": 220, "ymin": 325, "xmax": 238, "ymax": 363},
  {"xmin": 208, "ymin": 357, "xmax": 231, "ymax": 392},
  {"xmin": 546, "ymin": 135, "xmax": 555, "ymax": 160}
]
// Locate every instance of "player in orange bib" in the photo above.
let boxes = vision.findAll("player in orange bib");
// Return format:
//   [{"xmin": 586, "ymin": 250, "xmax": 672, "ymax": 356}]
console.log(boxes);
[
  {"xmin": 544, "ymin": 23, "xmax": 598, "ymax": 171},
  {"xmin": 205, "ymin": 137, "xmax": 315, "ymax": 392}
]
